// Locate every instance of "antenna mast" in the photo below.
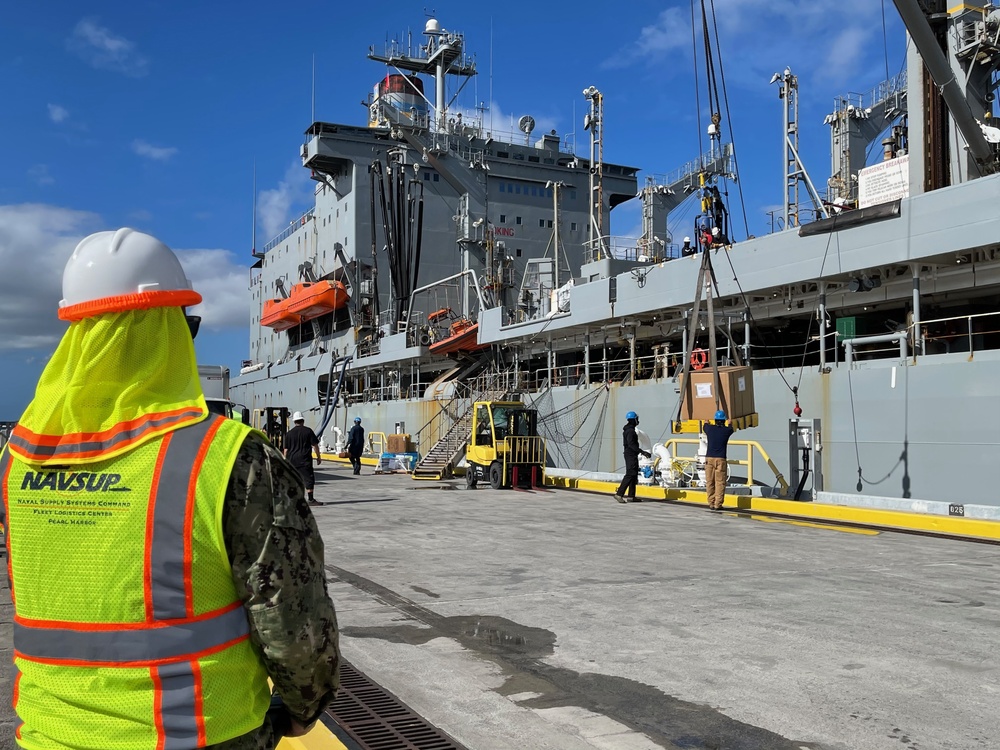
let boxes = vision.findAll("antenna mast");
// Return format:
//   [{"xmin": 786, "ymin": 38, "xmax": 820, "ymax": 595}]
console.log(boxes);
[
  {"xmin": 251, "ymin": 160, "xmax": 263, "ymax": 259},
  {"xmin": 583, "ymin": 85, "xmax": 606, "ymax": 262}
]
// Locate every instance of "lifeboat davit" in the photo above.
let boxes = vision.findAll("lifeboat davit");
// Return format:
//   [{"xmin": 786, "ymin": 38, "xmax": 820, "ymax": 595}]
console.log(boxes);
[
  {"xmin": 261, "ymin": 298, "xmax": 301, "ymax": 331},
  {"xmin": 286, "ymin": 281, "xmax": 349, "ymax": 320},
  {"xmin": 429, "ymin": 319, "xmax": 489, "ymax": 355}
]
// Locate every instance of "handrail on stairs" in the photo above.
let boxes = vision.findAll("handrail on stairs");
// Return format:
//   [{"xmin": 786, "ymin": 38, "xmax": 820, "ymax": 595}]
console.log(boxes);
[
  {"xmin": 411, "ymin": 370, "xmax": 516, "ymax": 479},
  {"xmin": 412, "ymin": 370, "xmax": 514, "ymax": 452}
]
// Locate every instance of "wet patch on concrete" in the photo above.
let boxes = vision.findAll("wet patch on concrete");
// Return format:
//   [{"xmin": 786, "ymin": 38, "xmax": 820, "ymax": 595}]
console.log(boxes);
[
  {"xmin": 410, "ymin": 585, "xmax": 441, "ymax": 599},
  {"xmin": 332, "ymin": 564, "xmax": 831, "ymax": 750}
]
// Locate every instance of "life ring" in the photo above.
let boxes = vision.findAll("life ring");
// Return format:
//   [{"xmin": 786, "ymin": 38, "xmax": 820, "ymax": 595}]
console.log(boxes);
[{"xmin": 691, "ymin": 348, "xmax": 707, "ymax": 370}]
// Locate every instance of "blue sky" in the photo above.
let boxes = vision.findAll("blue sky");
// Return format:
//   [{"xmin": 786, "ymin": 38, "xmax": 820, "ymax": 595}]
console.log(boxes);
[{"xmin": 0, "ymin": 0, "xmax": 905, "ymax": 419}]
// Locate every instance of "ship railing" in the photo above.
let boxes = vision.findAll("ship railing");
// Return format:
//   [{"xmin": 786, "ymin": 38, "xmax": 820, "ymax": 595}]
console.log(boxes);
[
  {"xmin": 358, "ymin": 383, "xmax": 401, "ymax": 403},
  {"xmin": 841, "ymin": 332, "xmax": 908, "ymax": 367},
  {"xmin": 914, "ymin": 310, "xmax": 1000, "ymax": 359},
  {"xmin": 642, "ymin": 143, "xmax": 736, "ymax": 189},
  {"xmin": 605, "ymin": 236, "xmax": 683, "ymax": 262},
  {"xmin": 529, "ymin": 349, "xmax": 744, "ymax": 391},
  {"xmin": 659, "ymin": 438, "xmax": 789, "ymax": 495},
  {"xmin": 840, "ymin": 310, "xmax": 1000, "ymax": 365},
  {"xmin": 262, "ymin": 208, "xmax": 315, "ymax": 254},
  {"xmin": 390, "ymin": 109, "xmax": 578, "ymax": 158}
]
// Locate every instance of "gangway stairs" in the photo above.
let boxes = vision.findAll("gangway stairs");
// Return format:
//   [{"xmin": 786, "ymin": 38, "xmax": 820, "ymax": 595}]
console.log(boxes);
[
  {"xmin": 410, "ymin": 412, "xmax": 474, "ymax": 480},
  {"xmin": 411, "ymin": 383, "xmax": 510, "ymax": 480}
]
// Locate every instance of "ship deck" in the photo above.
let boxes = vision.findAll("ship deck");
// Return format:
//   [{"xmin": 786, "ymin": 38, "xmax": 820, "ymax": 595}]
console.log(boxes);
[{"xmin": 1, "ymin": 466, "xmax": 997, "ymax": 750}]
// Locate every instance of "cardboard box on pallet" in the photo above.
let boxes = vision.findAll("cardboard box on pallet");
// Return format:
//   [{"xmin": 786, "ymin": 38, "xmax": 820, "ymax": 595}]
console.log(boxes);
[
  {"xmin": 682, "ymin": 366, "xmax": 755, "ymax": 421},
  {"xmin": 386, "ymin": 433, "xmax": 413, "ymax": 453}
]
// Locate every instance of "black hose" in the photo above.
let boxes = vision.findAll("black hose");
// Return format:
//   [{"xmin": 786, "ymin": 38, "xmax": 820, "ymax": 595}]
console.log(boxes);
[
  {"xmin": 793, "ymin": 449, "xmax": 810, "ymax": 501},
  {"xmin": 317, "ymin": 355, "xmax": 353, "ymax": 438},
  {"xmin": 368, "ymin": 162, "xmax": 380, "ymax": 324}
]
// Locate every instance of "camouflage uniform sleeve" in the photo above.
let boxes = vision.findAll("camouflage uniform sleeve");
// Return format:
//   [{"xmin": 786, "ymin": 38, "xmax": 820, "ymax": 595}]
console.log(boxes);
[{"xmin": 223, "ymin": 431, "xmax": 341, "ymax": 725}]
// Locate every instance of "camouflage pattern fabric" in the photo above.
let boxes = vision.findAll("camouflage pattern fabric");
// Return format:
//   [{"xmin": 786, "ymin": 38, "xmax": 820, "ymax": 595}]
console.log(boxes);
[{"xmin": 208, "ymin": 432, "xmax": 341, "ymax": 749}]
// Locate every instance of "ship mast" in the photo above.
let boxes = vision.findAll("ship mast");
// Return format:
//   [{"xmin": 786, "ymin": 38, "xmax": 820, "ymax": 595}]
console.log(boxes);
[
  {"xmin": 772, "ymin": 67, "xmax": 828, "ymax": 226},
  {"xmin": 367, "ymin": 18, "xmax": 477, "ymax": 133},
  {"xmin": 583, "ymin": 86, "xmax": 606, "ymax": 262}
]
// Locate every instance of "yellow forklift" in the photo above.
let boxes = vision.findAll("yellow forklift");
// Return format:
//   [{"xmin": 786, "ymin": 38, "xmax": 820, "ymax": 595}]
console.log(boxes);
[{"xmin": 466, "ymin": 400, "xmax": 547, "ymax": 489}]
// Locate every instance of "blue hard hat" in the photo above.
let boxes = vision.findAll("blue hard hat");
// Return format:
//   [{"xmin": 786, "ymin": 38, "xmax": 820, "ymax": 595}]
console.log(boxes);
[
  {"xmin": 626, "ymin": 411, "xmax": 637, "ymax": 420},
  {"xmin": 354, "ymin": 417, "xmax": 362, "ymax": 423},
  {"xmin": 714, "ymin": 410, "xmax": 727, "ymax": 420}
]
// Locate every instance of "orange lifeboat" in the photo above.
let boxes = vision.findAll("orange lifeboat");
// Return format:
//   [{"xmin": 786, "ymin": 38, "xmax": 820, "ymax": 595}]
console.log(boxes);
[
  {"xmin": 261, "ymin": 298, "xmax": 301, "ymax": 331},
  {"xmin": 429, "ymin": 319, "xmax": 489, "ymax": 355},
  {"xmin": 286, "ymin": 281, "xmax": 350, "ymax": 320}
]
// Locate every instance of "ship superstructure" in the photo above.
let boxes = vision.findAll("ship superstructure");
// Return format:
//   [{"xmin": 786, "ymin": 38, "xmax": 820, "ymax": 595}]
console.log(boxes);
[{"xmin": 236, "ymin": 3, "xmax": 1000, "ymax": 508}]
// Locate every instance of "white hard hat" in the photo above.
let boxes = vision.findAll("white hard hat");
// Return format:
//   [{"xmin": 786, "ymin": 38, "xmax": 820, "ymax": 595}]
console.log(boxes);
[
  {"xmin": 292, "ymin": 411, "xmax": 304, "ymax": 422},
  {"xmin": 683, "ymin": 236, "xmax": 691, "ymax": 243},
  {"xmin": 59, "ymin": 228, "xmax": 201, "ymax": 321}
]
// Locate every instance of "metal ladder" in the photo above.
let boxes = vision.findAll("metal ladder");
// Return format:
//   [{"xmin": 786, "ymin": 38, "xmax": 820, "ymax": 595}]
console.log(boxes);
[{"xmin": 411, "ymin": 380, "xmax": 510, "ymax": 480}]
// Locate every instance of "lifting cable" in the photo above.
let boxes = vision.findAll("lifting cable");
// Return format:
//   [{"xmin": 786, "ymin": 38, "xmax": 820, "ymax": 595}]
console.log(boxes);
[{"xmin": 705, "ymin": 0, "xmax": 749, "ymax": 240}]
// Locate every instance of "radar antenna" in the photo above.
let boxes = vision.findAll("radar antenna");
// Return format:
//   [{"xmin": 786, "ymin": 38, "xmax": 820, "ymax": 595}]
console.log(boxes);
[{"xmin": 518, "ymin": 115, "xmax": 535, "ymax": 145}]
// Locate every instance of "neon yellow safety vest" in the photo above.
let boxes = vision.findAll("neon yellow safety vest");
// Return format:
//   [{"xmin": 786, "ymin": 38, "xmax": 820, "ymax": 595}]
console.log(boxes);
[{"xmin": 1, "ymin": 415, "xmax": 270, "ymax": 750}]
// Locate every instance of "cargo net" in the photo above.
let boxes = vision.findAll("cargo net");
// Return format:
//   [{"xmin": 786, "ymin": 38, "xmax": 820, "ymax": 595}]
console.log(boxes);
[{"xmin": 533, "ymin": 384, "xmax": 611, "ymax": 470}]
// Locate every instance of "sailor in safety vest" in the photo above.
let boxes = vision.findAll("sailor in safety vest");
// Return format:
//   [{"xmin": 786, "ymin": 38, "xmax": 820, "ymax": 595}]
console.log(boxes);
[{"xmin": 1, "ymin": 229, "xmax": 341, "ymax": 749}]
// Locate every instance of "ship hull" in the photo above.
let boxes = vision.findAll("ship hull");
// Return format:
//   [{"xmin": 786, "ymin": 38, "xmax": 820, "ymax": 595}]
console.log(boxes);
[{"xmin": 232, "ymin": 349, "xmax": 1000, "ymax": 507}]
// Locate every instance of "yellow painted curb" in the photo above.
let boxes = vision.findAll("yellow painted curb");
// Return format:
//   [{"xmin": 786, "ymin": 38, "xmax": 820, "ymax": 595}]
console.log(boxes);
[
  {"xmin": 320, "ymin": 453, "xmax": 378, "ymax": 466},
  {"xmin": 277, "ymin": 717, "xmax": 349, "ymax": 750},
  {"xmin": 544, "ymin": 475, "xmax": 1000, "ymax": 542}
]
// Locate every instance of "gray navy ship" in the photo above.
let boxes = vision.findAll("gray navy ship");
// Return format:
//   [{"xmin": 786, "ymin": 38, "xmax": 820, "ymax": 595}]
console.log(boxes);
[{"xmin": 233, "ymin": 1, "xmax": 1000, "ymax": 511}]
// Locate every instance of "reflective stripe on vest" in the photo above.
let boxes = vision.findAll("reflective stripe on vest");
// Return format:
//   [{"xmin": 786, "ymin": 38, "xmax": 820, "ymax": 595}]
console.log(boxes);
[
  {"xmin": 0, "ymin": 446, "xmax": 10, "ymax": 527},
  {"xmin": 7, "ymin": 406, "xmax": 205, "ymax": 463},
  {"xmin": 154, "ymin": 661, "xmax": 200, "ymax": 749},
  {"xmin": 13, "ymin": 604, "xmax": 248, "ymax": 664}
]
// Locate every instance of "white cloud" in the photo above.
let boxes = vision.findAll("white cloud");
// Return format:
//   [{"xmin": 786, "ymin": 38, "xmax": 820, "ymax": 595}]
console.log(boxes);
[
  {"xmin": 27, "ymin": 165, "xmax": 55, "ymax": 186},
  {"xmin": 0, "ymin": 204, "xmax": 99, "ymax": 350},
  {"xmin": 176, "ymin": 249, "xmax": 249, "ymax": 330},
  {"xmin": 132, "ymin": 140, "xmax": 178, "ymax": 161},
  {"xmin": 610, "ymin": 0, "xmax": 891, "ymax": 89},
  {"xmin": 47, "ymin": 104, "xmax": 69, "ymax": 123},
  {"xmin": 68, "ymin": 19, "xmax": 149, "ymax": 77},
  {"xmin": 602, "ymin": 7, "xmax": 689, "ymax": 69},
  {"xmin": 257, "ymin": 162, "xmax": 313, "ymax": 242},
  {"xmin": 0, "ymin": 204, "xmax": 249, "ymax": 353}
]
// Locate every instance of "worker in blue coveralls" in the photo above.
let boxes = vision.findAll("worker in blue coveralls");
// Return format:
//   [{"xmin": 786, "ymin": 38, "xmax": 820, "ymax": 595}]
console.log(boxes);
[{"xmin": 614, "ymin": 411, "xmax": 651, "ymax": 503}]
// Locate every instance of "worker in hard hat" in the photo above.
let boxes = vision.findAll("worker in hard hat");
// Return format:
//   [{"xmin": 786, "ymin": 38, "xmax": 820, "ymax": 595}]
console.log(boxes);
[
  {"xmin": 284, "ymin": 411, "xmax": 324, "ymax": 506},
  {"xmin": 1, "ymin": 229, "xmax": 340, "ymax": 748},
  {"xmin": 614, "ymin": 411, "xmax": 652, "ymax": 503},
  {"xmin": 681, "ymin": 236, "xmax": 696, "ymax": 256},
  {"xmin": 347, "ymin": 416, "xmax": 365, "ymax": 475},
  {"xmin": 704, "ymin": 409, "xmax": 735, "ymax": 510}
]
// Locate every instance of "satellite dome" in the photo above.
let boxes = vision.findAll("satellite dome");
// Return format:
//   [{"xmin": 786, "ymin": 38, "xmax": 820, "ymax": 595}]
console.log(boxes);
[{"xmin": 425, "ymin": 18, "xmax": 441, "ymax": 34}]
